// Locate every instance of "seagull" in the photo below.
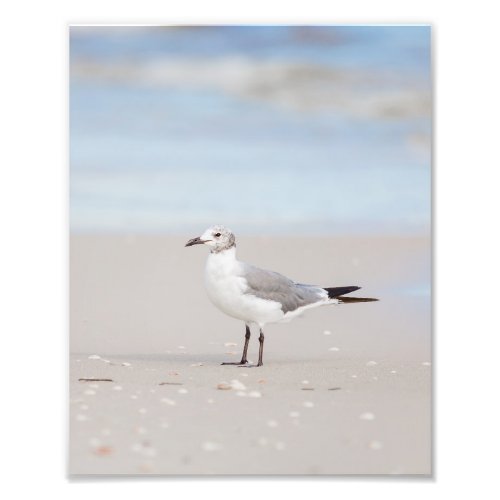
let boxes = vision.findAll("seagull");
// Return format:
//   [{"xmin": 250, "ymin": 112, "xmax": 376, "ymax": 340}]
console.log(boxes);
[{"xmin": 185, "ymin": 225, "xmax": 378, "ymax": 367}]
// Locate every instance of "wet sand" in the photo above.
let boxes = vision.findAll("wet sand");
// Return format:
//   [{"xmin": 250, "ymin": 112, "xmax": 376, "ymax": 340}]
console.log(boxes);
[{"xmin": 70, "ymin": 234, "xmax": 431, "ymax": 475}]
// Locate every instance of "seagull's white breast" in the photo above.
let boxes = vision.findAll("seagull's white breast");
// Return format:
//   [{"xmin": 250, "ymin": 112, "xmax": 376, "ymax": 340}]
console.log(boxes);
[{"xmin": 204, "ymin": 249, "xmax": 284, "ymax": 326}]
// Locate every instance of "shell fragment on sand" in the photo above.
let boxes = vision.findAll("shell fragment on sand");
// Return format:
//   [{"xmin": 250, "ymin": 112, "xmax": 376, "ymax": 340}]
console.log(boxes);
[
  {"xmin": 160, "ymin": 398, "xmax": 177, "ymax": 406},
  {"xmin": 217, "ymin": 380, "xmax": 246, "ymax": 391},
  {"xmin": 202, "ymin": 441, "xmax": 223, "ymax": 452},
  {"xmin": 360, "ymin": 412, "xmax": 375, "ymax": 421}
]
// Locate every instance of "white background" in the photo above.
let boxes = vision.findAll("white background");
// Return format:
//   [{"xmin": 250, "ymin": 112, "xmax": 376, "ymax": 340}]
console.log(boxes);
[{"xmin": 1, "ymin": 1, "xmax": 499, "ymax": 499}]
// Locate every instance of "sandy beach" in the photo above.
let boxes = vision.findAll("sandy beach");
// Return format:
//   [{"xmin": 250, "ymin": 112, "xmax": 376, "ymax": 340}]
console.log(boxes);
[{"xmin": 70, "ymin": 234, "xmax": 431, "ymax": 475}]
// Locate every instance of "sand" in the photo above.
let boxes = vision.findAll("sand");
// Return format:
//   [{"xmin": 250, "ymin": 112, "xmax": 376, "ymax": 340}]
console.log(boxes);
[{"xmin": 70, "ymin": 234, "xmax": 431, "ymax": 475}]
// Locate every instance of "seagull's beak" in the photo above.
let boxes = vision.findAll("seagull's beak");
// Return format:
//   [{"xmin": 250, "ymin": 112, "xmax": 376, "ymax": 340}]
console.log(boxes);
[{"xmin": 185, "ymin": 236, "xmax": 206, "ymax": 247}]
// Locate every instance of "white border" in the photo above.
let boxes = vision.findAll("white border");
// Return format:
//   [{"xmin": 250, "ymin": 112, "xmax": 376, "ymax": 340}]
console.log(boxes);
[{"xmin": 1, "ymin": 1, "xmax": 500, "ymax": 499}]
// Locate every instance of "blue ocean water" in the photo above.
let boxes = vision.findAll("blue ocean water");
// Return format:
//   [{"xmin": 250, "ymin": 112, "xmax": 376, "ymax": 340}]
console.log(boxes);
[{"xmin": 70, "ymin": 26, "xmax": 431, "ymax": 235}]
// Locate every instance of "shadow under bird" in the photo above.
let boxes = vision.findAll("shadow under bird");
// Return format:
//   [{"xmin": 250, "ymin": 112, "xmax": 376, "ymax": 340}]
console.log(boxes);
[{"xmin": 185, "ymin": 225, "xmax": 378, "ymax": 367}]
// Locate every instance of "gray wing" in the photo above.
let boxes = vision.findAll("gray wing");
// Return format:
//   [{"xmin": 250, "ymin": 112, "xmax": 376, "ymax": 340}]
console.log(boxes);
[{"xmin": 241, "ymin": 263, "xmax": 326, "ymax": 314}]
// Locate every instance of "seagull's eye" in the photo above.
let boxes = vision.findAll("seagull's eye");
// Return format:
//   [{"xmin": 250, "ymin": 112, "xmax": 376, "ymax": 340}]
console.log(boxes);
[{"xmin": 214, "ymin": 232, "xmax": 221, "ymax": 238}]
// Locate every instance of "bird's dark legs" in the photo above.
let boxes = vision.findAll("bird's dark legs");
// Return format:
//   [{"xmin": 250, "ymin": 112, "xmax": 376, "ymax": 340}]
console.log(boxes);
[
  {"xmin": 221, "ymin": 325, "xmax": 251, "ymax": 365},
  {"xmin": 257, "ymin": 329, "xmax": 264, "ymax": 367},
  {"xmin": 241, "ymin": 325, "xmax": 251, "ymax": 363},
  {"xmin": 222, "ymin": 325, "xmax": 265, "ymax": 367},
  {"xmin": 237, "ymin": 328, "xmax": 265, "ymax": 367}
]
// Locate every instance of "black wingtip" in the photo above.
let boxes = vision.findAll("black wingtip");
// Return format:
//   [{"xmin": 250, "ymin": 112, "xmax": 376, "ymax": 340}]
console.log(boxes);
[{"xmin": 324, "ymin": 286, "xmax": 361, "ymax": 299}]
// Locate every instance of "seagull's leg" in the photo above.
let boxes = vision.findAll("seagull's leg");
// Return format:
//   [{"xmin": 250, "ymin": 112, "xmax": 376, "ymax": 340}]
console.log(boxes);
[
  {"xmin": 257, "ymin": 329, "xmax": 264, "ymax": 367},
  {"xmin": 240, "ymin": 324, "xmax": 251, "ymax": 363},
  {"xmin": 221, "ymin": 324, "xmax": 251, "ymax": 365},
  {"xmin": 238, "ymin": 328, "xmax": 265, "ymax": 368}
]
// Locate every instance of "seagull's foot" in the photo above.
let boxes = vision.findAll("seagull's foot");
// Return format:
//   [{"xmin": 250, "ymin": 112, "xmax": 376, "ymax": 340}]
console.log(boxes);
[
  {"xmin": 221, "ymin": 360, "xmax": 248, "ymax": 366},
  {"xmin": 237, "ymin": 363, "xmax": 263, "ymax": 368}
]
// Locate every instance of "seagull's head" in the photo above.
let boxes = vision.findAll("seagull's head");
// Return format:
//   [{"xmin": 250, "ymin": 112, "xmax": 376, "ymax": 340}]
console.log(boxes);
[{"xmin": 185, "ymin": 225, "xmax": 236, "ymax": 253}]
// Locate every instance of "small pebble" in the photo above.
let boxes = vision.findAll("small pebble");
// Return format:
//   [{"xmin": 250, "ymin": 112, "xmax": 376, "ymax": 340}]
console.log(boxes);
[
  {"xmin": 177, "ymin": 346, "xmax": 186, "ymax": 350},
  {"xmin": 289, "ymin": 411, "xmax": 300, "ymax": 418},
  {"xmin": 84, "ymin": 389, "xmax": 96, "ymax": 396},
  {"xmin": 202, "ymin": 441, "xmax": 222, "ymax": 452},
  {"xmin": 369, "ymin": 440, "xmax": 383, "ymax": 450},
  {"xmin": 76, "ymin": 414, "xmax": 88, "ymax": 422},
  {"xmin": 328, "ymin": 347, "xmax": 340, "ymax": 352},
  {"xmin": 422, "ymin": 361, "xmax": 431, "ymax": 366},
  {"xmin": 89, "ymin": 437, "xmax": 101, "ymax": 446},
  {"xmin": 390, "ymin": 370, "xmax": 397, "ymax": 374},
  {"xmin": 248, "ymin": 391, "xmax": 262, "ymax": 398},
  {"xmin": 88, "ymin": 354, "xmax": 101, "ymax": 360},
  {"xmin": 130, "ymin": 395, "xmax": 138, "ymax": 400},
  {"xmin": 267, "ymin": 420, "xmax": 278, "ymax": 428},
  {"xmin": 217, "ymin": 382, "xmax": 231, "ymax": 390},
  {"xmin": 224, "ymin": 342, "xmax": 237, "ymax": 347},
  {"xmin": 360, "ymin": 412, "xmax": 375, "ymax": 421},
  {"xmin": 138, "ymin": 462, "xmax": 154, "ymax": 473},
  {"xmin": 302, "ymin": 380, "xmax": 310, "ymax": 385},
  {"xmin": 207, "ymin": 398, "xmax": 214, "ymax": 404},
  {"xmin": 366, "ymin": 361, "xmax": 378, "ymax": 366},
  {"xmin": 257, "ymin": 437, "xmax": 268, "ymax": 447},
  {"xmin": 190, "ymin": 363, "xmax": 204, "ymax": 367},
  {"xmin": 351, "ymin": 375, "xmax": 358, "ymax": 378},
  {"xmin": 178, "ymin": 388, "xmax": 188, "ymax": 394},
  {"xmin": 94, "ymin": 446, "xmax": 113, "ymax": 456},
  {"xmin": 303, "ymin": 401, "xmax": 314, "ymax": 408},
  {"xmin": 113, "ymin": 385, "xmax": 123, "ymax": 391},
  {"xmin": 323, "ymin": 330, "xmax": 332, "ymax": 335},
  {"xmin": 121, "ymin": 362, "xmax": 131, "ymax": 367}
]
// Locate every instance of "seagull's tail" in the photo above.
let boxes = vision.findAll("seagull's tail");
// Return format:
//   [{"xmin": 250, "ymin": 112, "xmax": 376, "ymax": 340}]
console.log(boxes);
[{"xmin": 324, "ymin": 286, "xmax": 378, "ymax": 303}]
